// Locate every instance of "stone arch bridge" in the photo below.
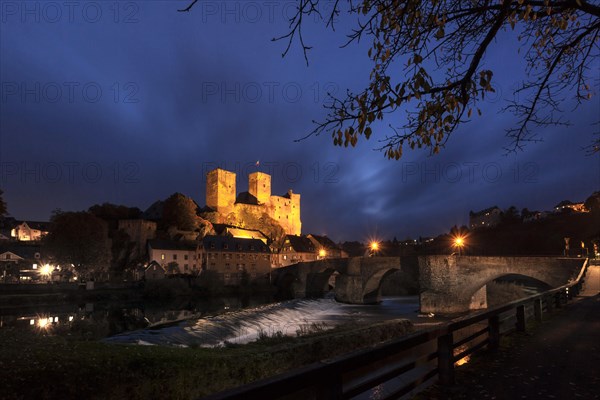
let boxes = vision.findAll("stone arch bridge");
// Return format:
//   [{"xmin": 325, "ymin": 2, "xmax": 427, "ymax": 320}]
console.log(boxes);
[{"xmin": 271, "ymin": 256, "xmax": 585, "ymax": 314}]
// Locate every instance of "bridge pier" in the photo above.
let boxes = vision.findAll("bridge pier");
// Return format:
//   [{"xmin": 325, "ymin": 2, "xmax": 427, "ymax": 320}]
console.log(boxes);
[{"xmin": 334, "ymin": 275, "xmax": 366, "ymax": 304}]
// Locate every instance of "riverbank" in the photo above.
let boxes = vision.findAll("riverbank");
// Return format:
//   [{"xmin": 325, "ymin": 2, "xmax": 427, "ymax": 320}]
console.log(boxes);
[
  {"xmin": 0, "ymin": 279, "xmax": 276, "ymax": 308},
  {"xmin": 0, "ymin": 318, "xmax": 412, "ymax": 399}
]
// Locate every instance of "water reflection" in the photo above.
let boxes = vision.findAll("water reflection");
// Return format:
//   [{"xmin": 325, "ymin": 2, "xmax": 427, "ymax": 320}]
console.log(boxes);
[{"xmin": 0, "ymin": 295, "xmax": 275, "ymax": 339}]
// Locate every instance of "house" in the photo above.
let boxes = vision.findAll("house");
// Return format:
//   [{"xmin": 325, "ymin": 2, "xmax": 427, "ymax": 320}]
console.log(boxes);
[
  {"xmin": 306, "ymin": 234, "xmax": 346, "ymax": 259},
  {"xmin": 9, "ymin": 221, "xmax": 49, "ymax": 241},
  {"xmin": 275, "ymin": 235, "xmax": 317, "ymax": 267},
  {"xmin": 144, "ymin": 261, "xmax": 166, "ymax": 280},
  {"xmin": 554, "ymin": 200, "xmax": 587, "ymax": 213},
  {"xmin": 0, "ymin": 243, "xmax": 44, "ymax": 283},
  {"xmin": 200, "ymin": 235, "xmax": 271, "ymax": 285},
  {"xmin": 469, "ymin": 206, "xmax": 502, "ymax": 229},
  {"xmin": 147, "ymin": 239, "xmax": 200, "ymax": 275}
]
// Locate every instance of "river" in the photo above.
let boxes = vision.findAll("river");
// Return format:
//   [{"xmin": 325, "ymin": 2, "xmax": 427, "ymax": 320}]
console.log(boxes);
[
  {"xmin": 1, "ymin": 277, "xmax": 544, "ymax": 347},
  {"xmin": 0, "ymin": 295, "xmax": 429, "ymax": 346}
]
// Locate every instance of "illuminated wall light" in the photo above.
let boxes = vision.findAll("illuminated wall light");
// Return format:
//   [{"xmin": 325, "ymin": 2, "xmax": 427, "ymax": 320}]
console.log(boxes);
[{"xmin": 38, "ymin": 318, "xmax": 49, "ymax": 328}]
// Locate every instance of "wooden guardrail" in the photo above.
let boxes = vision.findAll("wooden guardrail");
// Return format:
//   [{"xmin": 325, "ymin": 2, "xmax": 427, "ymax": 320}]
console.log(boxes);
[{"xmin": 201, "ymin": 258, "xmax": 590, "ymax": 400}]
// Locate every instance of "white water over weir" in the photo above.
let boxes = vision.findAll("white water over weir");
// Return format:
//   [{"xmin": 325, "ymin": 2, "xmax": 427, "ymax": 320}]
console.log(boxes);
[{"xmin": 104, "ymin": 296, "xmax": 421, "ymax": 347}]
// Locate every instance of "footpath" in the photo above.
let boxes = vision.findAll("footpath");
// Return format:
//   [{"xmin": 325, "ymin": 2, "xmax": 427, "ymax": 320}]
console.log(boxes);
[{"xmin": 415, "ymin": 264, "xmax": 600, "ymax": 400}]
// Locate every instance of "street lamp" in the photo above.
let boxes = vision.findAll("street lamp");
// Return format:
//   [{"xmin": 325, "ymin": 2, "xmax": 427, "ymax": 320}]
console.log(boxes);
[
  {"xmin": 370, "ymin": 241, "xmax": 379, "ymax": 256},
  {"xmin": 39, "ymin": 264, "xmax": 53, "ymax": 282},
  {"xmin": 453, "ymin": 236, "xmax": 465, "ymax": 256}
]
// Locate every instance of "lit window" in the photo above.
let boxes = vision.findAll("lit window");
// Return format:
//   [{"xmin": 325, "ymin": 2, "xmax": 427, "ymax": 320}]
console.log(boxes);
[{"xmin": 161, "ymin": 254, "xmax": 165, "ymax": 260}]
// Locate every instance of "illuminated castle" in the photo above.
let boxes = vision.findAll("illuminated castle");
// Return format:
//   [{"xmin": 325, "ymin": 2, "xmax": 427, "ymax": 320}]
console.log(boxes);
[{"xmin": 205, "ymin": 168, "xmax": 301, "ymax": 236}]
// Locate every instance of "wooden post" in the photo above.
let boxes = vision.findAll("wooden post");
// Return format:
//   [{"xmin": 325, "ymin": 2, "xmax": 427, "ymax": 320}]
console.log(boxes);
[
  {"xmin": 437, "ymin": 333, "xmax": 455, "ymax": 386},
  {"xmin": 534, "ymin": 298, "xmax": 543, "ymax": 322},
  {"xmin": 545, "ymin": 295, "xmax": 553, "ymax": 313},
  {"xmin": 555, "ymin": 292, "xmax": 562, "ymax": 308},
  {"xmin": 516, "ymin": 305, "xmax": 526, "ymax": 332},
  {"xmin": 488, "ymin": 315, "xmax": 500, "ymax": 351}
]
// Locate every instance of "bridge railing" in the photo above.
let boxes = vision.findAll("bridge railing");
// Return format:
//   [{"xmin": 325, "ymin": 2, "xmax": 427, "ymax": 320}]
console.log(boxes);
[{"xmin": 201, "ymin": 258, "xmax": 590, "ymax": 400}]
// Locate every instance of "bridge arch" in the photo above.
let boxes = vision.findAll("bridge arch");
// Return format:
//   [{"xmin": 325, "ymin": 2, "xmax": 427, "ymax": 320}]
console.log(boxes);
[
  {"xmin": 465, "ymin": 273, "xmax": 554, "ymax": 310},
  {"xmin": 362, "ymin": 268, "xmax": 401, "ymax": 304},
  {"xmin": 305, "ymin": 268, "xmax": 339, "ymax": 297}
]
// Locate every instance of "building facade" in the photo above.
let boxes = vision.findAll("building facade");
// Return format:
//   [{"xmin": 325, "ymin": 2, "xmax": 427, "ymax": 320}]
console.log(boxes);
[
  {"xmin": 275, "ymin": 235, "xmax": 317, "ymax": 267},
  {"xmin": 206, "ymin": 169, "xmax": 301, "ymax": 236},
  {"xmin": 10, "ymin": 221, "xmax": 49, "ymax": 241},
  {"xmin": 200, "ymin": 235, "xmax": 271, "ymax": 285},
  {"xmin": 554, "ymin": 200, "xmax": 587, "ymax": 213},
  {"xmin": 307, "ymin": 234, "xmax": 346, "ymax": 259},
  {"xmin": 147, "ymin": 239, "xmax": 200, "ymax": 275},
  {"xmin": 469, "ymin": 206, "xmax": 502, "ymax": 229}
]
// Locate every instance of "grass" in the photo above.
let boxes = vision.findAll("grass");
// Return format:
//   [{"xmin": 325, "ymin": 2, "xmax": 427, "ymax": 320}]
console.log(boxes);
[{"xmin": 0, "ymin": 319, "xmax": 412, "ymax": 399}]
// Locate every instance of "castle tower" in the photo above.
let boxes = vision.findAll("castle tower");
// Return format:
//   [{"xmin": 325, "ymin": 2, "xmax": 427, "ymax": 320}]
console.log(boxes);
[
  {"xmin": 248, "ymin": 171, "xmax": 271, "ymax": 204},
  {"xmin": 206, "ymin": 169, "xmax": 236, "ymax": 213},
  {"xmin": 287, "ymin": 190, "xmax": 301, "ymax": 235}
]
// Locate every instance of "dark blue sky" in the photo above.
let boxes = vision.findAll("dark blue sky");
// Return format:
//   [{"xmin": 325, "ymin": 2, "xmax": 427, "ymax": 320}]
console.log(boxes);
[{"xmin": 1, "ymin": 1, "xmax": 598, "ymax": 242}]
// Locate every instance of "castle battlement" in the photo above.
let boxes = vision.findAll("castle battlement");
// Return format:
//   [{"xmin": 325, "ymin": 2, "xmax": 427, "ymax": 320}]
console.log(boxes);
[{"xmin": 205, "ymin": 168, "xmax": 301, "ymax": 236}]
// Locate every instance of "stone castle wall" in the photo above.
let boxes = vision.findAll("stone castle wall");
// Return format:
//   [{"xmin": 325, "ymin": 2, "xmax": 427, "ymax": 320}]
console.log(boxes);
[{"xmin": 205, "ymin": 169, "xmax": 301, "ymax": 236}]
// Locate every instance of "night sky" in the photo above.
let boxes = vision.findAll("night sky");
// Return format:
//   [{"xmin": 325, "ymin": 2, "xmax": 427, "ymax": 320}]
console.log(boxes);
[{"xmin": 1, "ymin": 1, "xmax": 598, "ymax": 242}]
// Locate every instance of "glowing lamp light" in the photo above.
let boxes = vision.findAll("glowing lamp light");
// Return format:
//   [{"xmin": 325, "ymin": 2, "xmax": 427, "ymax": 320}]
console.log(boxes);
[
  {"xmin": 370, "ymin": 242, "xmax": 380, "ymax": 251},
  {"xmin": 453, "ymin": 235, "xmax": 466, "ymax": 256},
  {"xmin": 39, "ymin": 264, "xmax": 53, "ymax": 277},
  {"xmin": 38, "ymin": 318, "xmax": 49, "ymax": 328},
  {"xmin": 319, "ymin": 249, "xmax": 327, "ymax": 258}
]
